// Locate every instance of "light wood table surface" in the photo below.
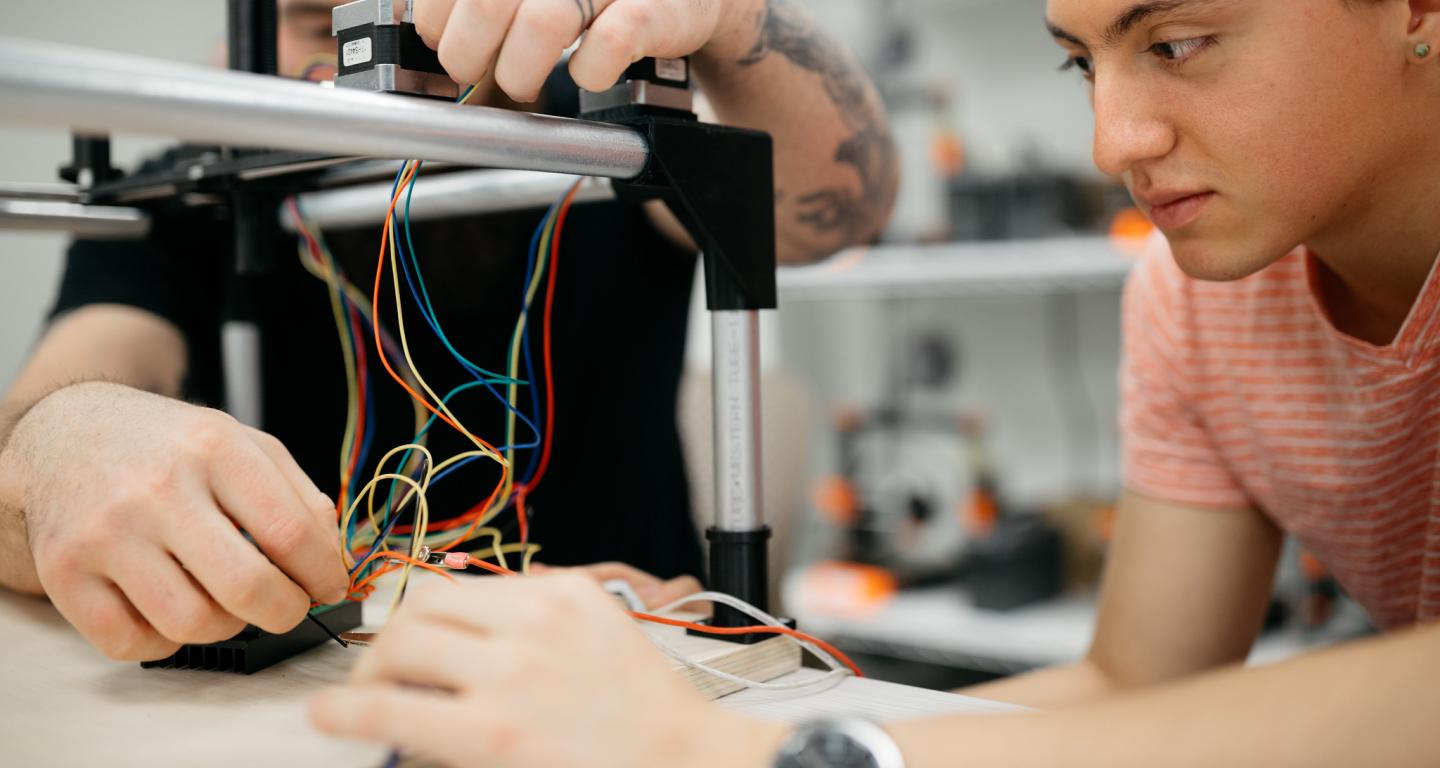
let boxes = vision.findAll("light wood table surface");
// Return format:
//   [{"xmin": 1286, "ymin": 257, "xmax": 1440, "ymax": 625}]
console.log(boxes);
[{"xmin": 0, "ymin": 578, "xmax": 1015, "ymax": 767}]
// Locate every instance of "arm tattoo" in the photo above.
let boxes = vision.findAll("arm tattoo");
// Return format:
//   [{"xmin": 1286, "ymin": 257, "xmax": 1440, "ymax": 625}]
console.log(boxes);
[{"xmin": 740, "ymin": 0, "xmax": 897, "ymax": 243}]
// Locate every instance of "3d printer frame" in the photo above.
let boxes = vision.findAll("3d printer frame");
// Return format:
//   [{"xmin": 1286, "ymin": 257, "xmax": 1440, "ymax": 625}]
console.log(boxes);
[{"xmin": 0, "ymin": 0, "xmax": 780, "ymax": 671}]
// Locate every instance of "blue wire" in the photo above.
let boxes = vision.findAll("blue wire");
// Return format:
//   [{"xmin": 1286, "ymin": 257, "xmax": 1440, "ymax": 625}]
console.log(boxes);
[
  {"xmin": 346, "ymin": 144, "xmax": 566, "ymax": 577},
  {"xmin": 396, "ymin": 165, "xmax": 524, "ymax": 387},
  {"xmin": 373, "ymin": 163, "xmax": 548, "ymax": 519}
]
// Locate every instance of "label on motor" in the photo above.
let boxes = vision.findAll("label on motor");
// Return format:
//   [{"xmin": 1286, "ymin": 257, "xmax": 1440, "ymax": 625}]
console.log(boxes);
[
  {"xmin": 342, "ymin": 37, "xmax": 373, "ymax": 67},
  {"xmin": 655, "ymin": 58, "xmax": 688, "ymax": 84}
]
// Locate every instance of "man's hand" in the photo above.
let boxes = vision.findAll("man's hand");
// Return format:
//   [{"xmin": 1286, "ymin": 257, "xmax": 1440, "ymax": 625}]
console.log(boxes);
[
  {"xmin": 533, "ymin": 560, "xmax": 705, "ymax": 611},
  {"xmin": 311, "ymin": 572, "xmax": 786, "ymax": 768},
  {"xmin": 5, "ymin": 382, "xmax": 348, "ymax": 661},
  {"xmin": 413, "ymin": 0, "xmax": 759, "ymax": 102}
]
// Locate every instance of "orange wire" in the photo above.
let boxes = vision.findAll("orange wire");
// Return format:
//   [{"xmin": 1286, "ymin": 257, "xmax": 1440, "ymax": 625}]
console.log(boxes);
[
  {"xmin": 630, "ymin": 611, "xmax": 865, "ymax": 678},
  {"xmin": 461, "ymin": 555, "xmax": 864, "ymax": 677},
  {"xmin": 348, "ymin": 550, "xmax": 457, "ymax": 599},
  {"xmin": 366, "ymin": 161, "xmax": 510, "ymax": 547}
]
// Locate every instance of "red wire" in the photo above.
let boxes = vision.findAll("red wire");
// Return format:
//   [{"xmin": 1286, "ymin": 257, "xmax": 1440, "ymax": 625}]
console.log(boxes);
[
  {"xmin": 287, "ymin": 199, "xmax": 369, "ymax": 517},
  {"xmin": 525, "ymin": 181, "xmax": 580, "ymax": 491},
  {"xmin": 343, "ymin": 301, "xmax": 368, "ymax": 503},
  {"xmin": 509, "ymin": 180, "xmax": 583, "ymax": 543}
]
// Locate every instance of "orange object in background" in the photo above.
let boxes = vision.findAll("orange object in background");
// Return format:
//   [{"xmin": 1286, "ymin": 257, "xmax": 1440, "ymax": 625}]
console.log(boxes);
[
  {"xmin": 1093, "ymin": 504, "xmax": 1118, "ymax": 543},
  {"xmin": 964, "ymin": 486, "xmax": 998, "ymax": 538},
  {"xmin": 931, "ymin": 131, "xmax": 966, "ymax": 179},
  {"xmin": 797, "ymin": 561, "xmax": 899, "ymax": 621},
  {"xmin": 1109, "ymin": 208, "xmax": 1155, "ymax": 255},
  {"xmin": 813, "ymin": 475, "xmax": 861, "ymax": 527},
  {"xmin": 1300, "ymin": 550, "xmax": 1329, "ymax": 581}
]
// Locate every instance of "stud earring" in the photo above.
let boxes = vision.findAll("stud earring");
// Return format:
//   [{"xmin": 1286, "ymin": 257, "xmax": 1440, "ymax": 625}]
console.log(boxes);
[{"xmin": 1418, "ymin": 42, "xmax": 1433, "ymax": 58}]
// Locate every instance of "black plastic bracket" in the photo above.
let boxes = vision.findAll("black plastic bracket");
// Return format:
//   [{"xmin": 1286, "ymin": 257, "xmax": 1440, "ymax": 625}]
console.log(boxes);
[
  {"xmin": 58, "ymin": 135, "xmax": 121, "ymax": 189},
  {"xmin": 584, "ymin": 105, "xmax": 778, "ymax": 313}
]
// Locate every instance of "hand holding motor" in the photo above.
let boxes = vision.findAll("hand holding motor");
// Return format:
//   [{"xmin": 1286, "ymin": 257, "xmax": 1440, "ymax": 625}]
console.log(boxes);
[
  {"xmin": 7, "ymin": 382, "xmax": 348, "ymax": 661},
  {"xmin": 413, "ymin": 0, "xmax": 761, "ymax": 102}
]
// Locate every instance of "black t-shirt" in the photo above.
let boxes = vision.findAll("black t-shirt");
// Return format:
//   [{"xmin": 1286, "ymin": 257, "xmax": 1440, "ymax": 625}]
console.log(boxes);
[{"xmin": 50, "ymin": 79, "xmax": 704, "ymax": 580}]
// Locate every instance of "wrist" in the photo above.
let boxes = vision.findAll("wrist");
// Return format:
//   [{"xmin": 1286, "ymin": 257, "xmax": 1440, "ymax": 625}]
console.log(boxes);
[{"xmin": 664, "ymin": 708, "xmax": 790, "ymax": 768}]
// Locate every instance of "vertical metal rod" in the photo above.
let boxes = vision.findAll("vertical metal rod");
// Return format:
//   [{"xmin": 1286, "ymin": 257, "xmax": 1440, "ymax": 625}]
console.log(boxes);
[
  {"xmin": 224, "ymin": 0, "xmax": 276, "ymax": 426},
  {"xmin": 228, "ymin": 0, "xmax": 278, "ymax": 76},
  {"xmin": 222, "ymin": 321, "xmax": 263, "ymax": 428},
  {"xmin": 705, "ymin": 306, "xmax": 773, "ymax": 631},
  {"xmin": 711, "ymin": 309, "xmax": 764, "ymax": 532}
]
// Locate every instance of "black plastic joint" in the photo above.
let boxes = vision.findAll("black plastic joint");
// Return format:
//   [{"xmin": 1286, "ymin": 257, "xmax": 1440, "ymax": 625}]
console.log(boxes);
[
  {"xmin": 583, "ymin": 107, "xmax": 778, "ymax": 313},
  {"xmin": 687, "ymin": 526, "xmax": 791, "ymax": 645}
]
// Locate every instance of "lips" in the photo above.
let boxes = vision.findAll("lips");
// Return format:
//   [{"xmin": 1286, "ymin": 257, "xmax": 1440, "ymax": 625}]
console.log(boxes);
[{"xmin": 1141, "ymin": 191, "xmax": 1216, "ymax": 231}]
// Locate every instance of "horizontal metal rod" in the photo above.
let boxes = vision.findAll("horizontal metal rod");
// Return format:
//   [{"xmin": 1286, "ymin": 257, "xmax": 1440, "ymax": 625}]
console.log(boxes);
[
  {"xmin": 0, "ymin": 182, "xmax": 80, "ymax": 203},
  {"xmin": 285, "ymin": 170, "xmax": 615, "ymax": 231},
  {"xmin": 0, "ymin": 37, "xmax": 649, "ymax": 179},
  {"xmin": 0, "ymin": 200, "xmax": 149, "ymax": 239}
]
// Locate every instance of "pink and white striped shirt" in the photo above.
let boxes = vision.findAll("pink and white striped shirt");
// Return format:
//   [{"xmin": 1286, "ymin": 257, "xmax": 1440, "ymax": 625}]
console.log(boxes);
[{"xmin": 1121, "ymin": 242, "xmax": 1440, "ymax": 630}]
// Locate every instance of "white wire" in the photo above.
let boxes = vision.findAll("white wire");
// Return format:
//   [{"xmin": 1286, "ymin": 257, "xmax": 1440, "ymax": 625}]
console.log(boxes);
[{"xmin": 646, "ymin": 590, "xmax": 853, "ymax": 694}]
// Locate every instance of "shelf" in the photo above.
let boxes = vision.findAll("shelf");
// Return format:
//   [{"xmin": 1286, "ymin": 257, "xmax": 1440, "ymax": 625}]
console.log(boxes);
[{"xmin": 784, "ymin": 574, "xmax": 1367, "ymax": 675}]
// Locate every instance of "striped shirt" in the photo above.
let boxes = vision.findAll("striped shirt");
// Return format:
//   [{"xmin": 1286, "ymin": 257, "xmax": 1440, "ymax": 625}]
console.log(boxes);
[{"xmin": 1121, "ymin": 241, "xmax": 1440, "ymax": 630}]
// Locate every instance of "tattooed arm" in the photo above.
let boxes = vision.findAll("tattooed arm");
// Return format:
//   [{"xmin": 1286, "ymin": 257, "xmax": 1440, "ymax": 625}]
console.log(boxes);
[
  {"xmin": 413, "ymin": 0, "xmax": 896, "ymax": 265},
  {"xmin": 683, "ymin": 0, "xmax": 899, "ymax": 265}
]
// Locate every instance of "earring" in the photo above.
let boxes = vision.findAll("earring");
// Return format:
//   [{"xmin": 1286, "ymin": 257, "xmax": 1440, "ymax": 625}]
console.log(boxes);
[{"xmin": 1418, "ymin": 42, "xmax": 1433, "ymax": 58}]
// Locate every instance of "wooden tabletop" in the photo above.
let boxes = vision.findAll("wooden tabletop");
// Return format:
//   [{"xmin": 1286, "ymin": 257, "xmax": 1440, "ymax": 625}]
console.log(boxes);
[{"xmin": 0, "ymin": 578, "xmax": 1014, "ymax": 767}]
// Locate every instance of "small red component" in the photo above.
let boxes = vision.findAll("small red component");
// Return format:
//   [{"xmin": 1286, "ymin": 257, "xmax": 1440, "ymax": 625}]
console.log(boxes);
[{"xmin": 442, "ymin": 551, "xmax": 470, "ymax": 570}]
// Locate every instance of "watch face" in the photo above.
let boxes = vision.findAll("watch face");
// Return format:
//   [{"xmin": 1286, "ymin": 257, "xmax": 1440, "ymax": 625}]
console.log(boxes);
[{"xmin": 780, "ymin": 731, "xmax": 880, "ymax": 768}]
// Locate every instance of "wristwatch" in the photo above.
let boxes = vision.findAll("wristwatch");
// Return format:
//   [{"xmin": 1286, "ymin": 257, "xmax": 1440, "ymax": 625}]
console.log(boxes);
[{"xmin": 772, "ymin": 718, "xmax": 906, "ymax": 768}]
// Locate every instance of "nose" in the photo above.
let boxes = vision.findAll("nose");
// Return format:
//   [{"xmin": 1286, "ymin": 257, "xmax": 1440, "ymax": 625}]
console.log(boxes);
[{"xmin": 1091, "ymin": 74, "xmax": 1176, "ymax": 177}]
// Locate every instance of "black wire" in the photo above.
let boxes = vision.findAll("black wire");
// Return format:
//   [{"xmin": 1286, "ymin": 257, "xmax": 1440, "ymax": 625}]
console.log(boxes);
[{"xmin": 307, "ymin": 611, "xmax": 349, "ymax": 649}]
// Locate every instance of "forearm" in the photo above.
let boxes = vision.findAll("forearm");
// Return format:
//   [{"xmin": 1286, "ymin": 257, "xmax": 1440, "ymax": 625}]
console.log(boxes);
[
  {"xmin": 894, "ymin": 624, "xmax": 1440, "ymax": 767},
  {"xmin": 0, "ymin": 399, "xmax": 43, "ymax": 594},
  {"xmin": 693, "ymin": 0, "xmax": 898, "ymax": 264},
  {"xmin": 0, "ymin": 306, "xmax": 186, "ymax": 595},
  {"xmin": 959, "ymin": 658, "xmax": 1125, "ymax": 709}
]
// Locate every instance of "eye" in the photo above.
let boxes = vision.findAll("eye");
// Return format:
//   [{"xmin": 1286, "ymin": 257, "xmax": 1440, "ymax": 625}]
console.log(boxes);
[
  {"xmin": 1149, "ymin": 37, "xmax": 1215, "ymax": 64},
  {"xmin": 1059, "ymin": 54, "xmax": 1094, "ymax": 79}
]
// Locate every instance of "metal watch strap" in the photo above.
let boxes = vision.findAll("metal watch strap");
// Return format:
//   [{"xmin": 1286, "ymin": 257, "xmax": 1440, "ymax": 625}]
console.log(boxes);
[{"xmin": 772, "ymin": 717, "xmax": 906, "ymax": 768}]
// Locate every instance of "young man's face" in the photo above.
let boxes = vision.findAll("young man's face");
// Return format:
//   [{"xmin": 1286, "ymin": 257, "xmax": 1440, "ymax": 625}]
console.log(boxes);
[
  {"xmin": 1046, "ymin": 0, "xmax": 1418, "ymax": 280},
  {"xmin": 278, "ymin": 0, "xmax": 345, "ymax": 78}
]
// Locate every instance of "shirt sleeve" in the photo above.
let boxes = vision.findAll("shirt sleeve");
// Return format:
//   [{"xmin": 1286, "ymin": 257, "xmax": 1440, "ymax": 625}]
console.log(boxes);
[
  {"xmin": 52, "ymin": 233, "xmax": 205, "ymax": 333},
  {"xmin": 49, "ymin": 206, "xmax": 226, "ymax": 403},
  {"xmin": 1120, "ymin": 241, "xmax": 1251, "ymax": 508}
]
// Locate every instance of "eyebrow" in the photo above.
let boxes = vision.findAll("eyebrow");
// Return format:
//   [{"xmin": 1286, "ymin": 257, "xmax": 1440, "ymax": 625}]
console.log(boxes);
[
  {"xmin": 281, "ymin": 2, "xmax": 336, "ymax": 20},
  {"xmin": 1047, "ymin": 0, "xmax": 1215, "ymax": 50}
]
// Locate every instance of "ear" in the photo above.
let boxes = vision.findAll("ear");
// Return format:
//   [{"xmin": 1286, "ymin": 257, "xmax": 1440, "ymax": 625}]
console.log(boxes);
[{"xmin": 1408, "ymin": 0, "xmax": 1440, "ymax": 38}]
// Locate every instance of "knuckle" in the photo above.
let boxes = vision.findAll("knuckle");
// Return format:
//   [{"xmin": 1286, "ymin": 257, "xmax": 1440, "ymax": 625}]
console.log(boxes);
[
  {"xmin": 181, "ymin": 413, "xmax": 235, "ymax": 461},
  {"xmin": 218, "ymin": 565, "xmax": 272, "ymax": 614},
  {"xmin": 552, "ymin": 569, "xmax": 597, "ymax": 597},
  {"xmin": 620, "ymin": 4, "xmax": 655, "ymax": 32},
  {"xmin": 438, "ymin": 47, "xmax": 483, "ymax": 84},
  {"xmin": 258, "ymin": 510, "xmax": 311, "ymax": 561},
  {"xmin": 525, "ymin": 6, "xmax": 576, "ymax": 41},
  {"xmin": 162, "ymin": 602, "xmax": 229, "ymax": 645},
  {"xmin": 587, "ymin": 22, "xmax": 630, "ymax": 56},
  {"xmin": 108, "ymin": 625, "xmax": 175, "ymax": 662}
]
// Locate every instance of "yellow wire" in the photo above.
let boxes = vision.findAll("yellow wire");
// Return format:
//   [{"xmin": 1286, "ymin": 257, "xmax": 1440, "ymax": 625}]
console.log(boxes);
[
  {"xmin": 499, "ymin": 206, "xmax": 560, "ymax": 510},
  {"xmin": 469, "ymin": 542, "xmax": 542, "ymax": 574},
  {"xmin": 296, "ymin": 241, "xmax": 362, "ymax": 511}
]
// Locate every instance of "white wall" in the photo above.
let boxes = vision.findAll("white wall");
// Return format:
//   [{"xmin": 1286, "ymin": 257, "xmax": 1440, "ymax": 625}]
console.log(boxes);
[
  {"xmin": 807, "ymin": 0, "xmax": 1097, "ymax": 176},
  {"xmin": 0, "ymin": 2, "xmax": 224, "ymax": 385}
]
